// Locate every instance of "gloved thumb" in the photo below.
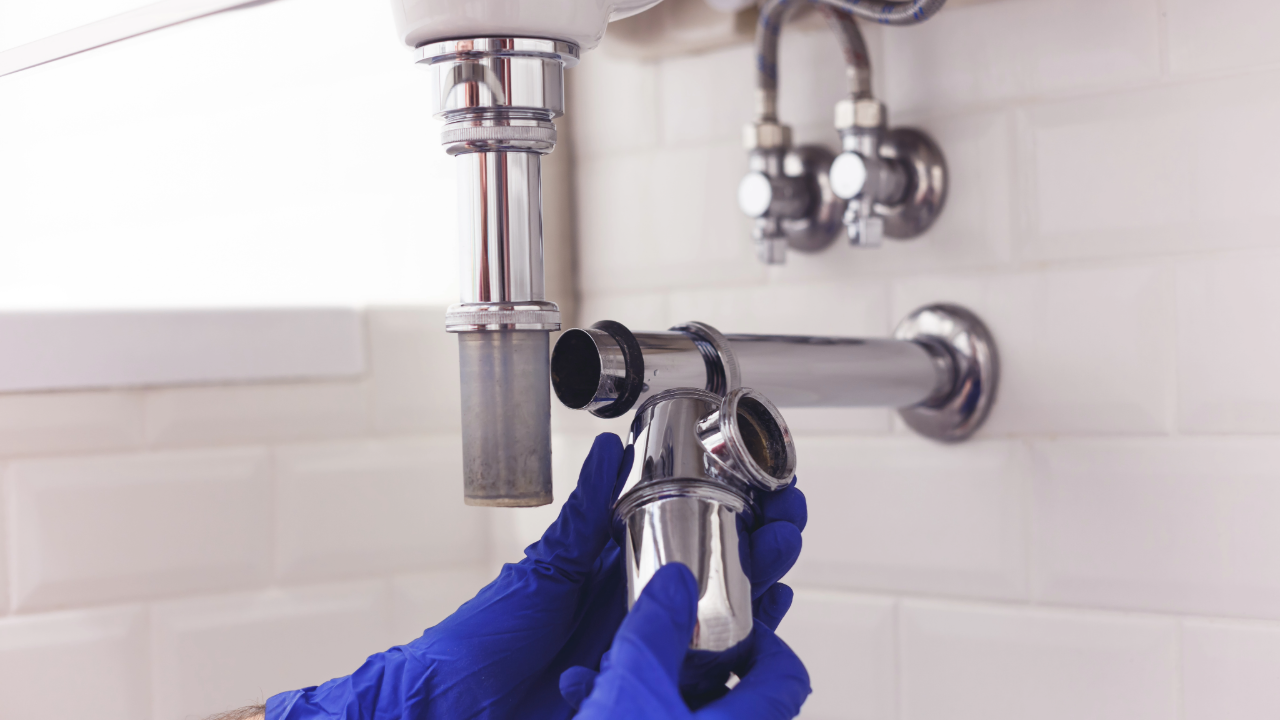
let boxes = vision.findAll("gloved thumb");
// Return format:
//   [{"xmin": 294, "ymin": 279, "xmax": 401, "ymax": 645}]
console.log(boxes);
[
  {"xmin": 524, "ymin": 433, "xmax": 630, "ymax": 583},
  {"xmin": 608, "ymin": 564, "xmax": 699, "ymax": 683},
  {"xmin": 559, "ymin": 665, "xmax": 598, "ymax": 709}
]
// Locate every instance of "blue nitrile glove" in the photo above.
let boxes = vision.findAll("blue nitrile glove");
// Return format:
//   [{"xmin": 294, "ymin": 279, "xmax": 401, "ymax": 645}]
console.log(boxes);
[
  {"xmin": 266, "ymin": 432, "xmax": 807, "ymax": 720},
  {"xmin": 567, "ymin": 563, "xmax": 811, "ymax": 720}
]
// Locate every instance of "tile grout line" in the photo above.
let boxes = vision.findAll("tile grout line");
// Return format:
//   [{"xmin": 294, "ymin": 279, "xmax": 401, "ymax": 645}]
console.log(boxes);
[
  {"xmin": 892, "ymin": 595, "xmax": 905, "ymax": 720},
  {"xmin": 1174, "ymin": 617, "xmax": 1186, "ymax": 720},
  {"xmin": 1155, "ymin": 0, "xmax": 1172, "ymax": 79}
]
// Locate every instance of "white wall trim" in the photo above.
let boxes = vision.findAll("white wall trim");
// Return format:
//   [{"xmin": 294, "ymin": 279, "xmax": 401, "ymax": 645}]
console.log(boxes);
[
  {"xmin": 0, "ymin": 309, "xmax": 366, "ymax": 393},
  {"xmin": 0, "ymin": 0, "xmax": 272, "ymax": 78}
]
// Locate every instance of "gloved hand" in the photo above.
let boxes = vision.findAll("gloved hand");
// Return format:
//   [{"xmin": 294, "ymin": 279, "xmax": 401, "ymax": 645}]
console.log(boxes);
[
  {"xmin": 267, "ymin": 432, "xmax": 807, "ymax": 720},
  {"xmin": 567, "ymin": 563, "xmax": 811, "ymax": 719}
]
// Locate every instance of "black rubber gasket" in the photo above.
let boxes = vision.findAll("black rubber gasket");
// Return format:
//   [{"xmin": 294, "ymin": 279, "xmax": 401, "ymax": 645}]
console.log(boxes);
[{"xmin": 589, "ymin": 320, "xmax": 645, "ymax": 419}]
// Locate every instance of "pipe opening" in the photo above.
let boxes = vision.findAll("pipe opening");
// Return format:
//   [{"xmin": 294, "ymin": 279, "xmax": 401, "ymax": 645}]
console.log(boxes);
[
  {"xmin": 551, "ymin": 329, "xmax": 602, "ymax": 410},
  {"xmin": 735, "ymin": 395, "xmax": 791, "ymax": 480}
]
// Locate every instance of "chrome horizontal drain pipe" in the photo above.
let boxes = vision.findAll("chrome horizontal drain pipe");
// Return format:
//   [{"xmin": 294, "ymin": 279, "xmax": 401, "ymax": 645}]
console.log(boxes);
[{"xmin": 551, "ymin": 304, "xmax": 999, "ymax": 442}]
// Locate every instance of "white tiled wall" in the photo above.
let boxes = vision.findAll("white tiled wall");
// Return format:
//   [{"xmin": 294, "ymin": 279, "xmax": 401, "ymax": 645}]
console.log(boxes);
[
  {"xmin": 569, "ymin": 0, "xmax": 1280, "ymax": 716},
  {"xmin": 0, "ymin": 308, "xmax": 519, "ymax": 720},
  {"xmin": 7, "ymin": 2, "xmax": 1280, "ymax": 718}
]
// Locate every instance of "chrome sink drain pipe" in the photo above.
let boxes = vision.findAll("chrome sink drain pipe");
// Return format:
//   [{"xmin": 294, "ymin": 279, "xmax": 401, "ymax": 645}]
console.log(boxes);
[
  {"xmin": 418, "ymin": 38, "xmax": 578, "ymax": 506},
  {"xmin": 551, "ymin": 304, "xmax": 999, "ymax": 442},
  {"xmin": 616, "ymin": 387, "xmax": 797, "ymax": 683}
]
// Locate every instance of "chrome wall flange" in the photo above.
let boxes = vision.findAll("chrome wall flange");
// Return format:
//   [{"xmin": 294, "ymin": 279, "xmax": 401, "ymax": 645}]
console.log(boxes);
[
  {"xmin": 893, "ymin": 304, "xmax": 998, "ymax": 442},
  {"xmin": 877, "ymin": 127, "xmax": 948, "ymax": 239}
]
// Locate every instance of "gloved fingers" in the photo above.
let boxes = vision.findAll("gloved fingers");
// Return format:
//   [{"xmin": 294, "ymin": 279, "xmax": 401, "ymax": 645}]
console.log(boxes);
[
  {"xmin": 524, "ymin": 433, "xmax": 627, "ymax": 583},
  {"xmin": 753, "ymin": 582, "xmax": 794, "ymax": 632},
  {"xmin": 683, "ymin": 681, "xmax": 732, "ymax": 710},
  {"xmin": 559, "ymin": 666, "xmax": 599, "ymax": 710},
  {"xmin": 756, "ymin": 478, "xmax": 806, "ymax": 531},
  {"xmin": 607, "ymin": 563, "xmax": 699, "ymax": 685},
  {"xmin": 696, "ymin": 622, "xmax": 811, "ymax": 720},
  {"xmin": 749, "ymin": 521, "xmax": 802, "ymax": 598}
]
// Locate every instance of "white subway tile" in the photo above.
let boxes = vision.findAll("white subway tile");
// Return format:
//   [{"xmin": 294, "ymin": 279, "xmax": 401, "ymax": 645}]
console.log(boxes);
[
  {"xmin": 0, "ymin": 474, "xmax": 7, "ymax": 615},
  {"xmin": 570, "ymin": 49, "xmax": 660, "ymax": 157},
  {"xmin": 7, "ymin": 448, "xmax": 272, "ymax": 611},
  {"xmin": 366, "ymin": 307, "xmax": 460, "ymax": 435},
  {"xmin": 1166, "ymin": 0, "xmax": 1280, "ymax": 75},
  {"xmin": 1031, "ymin": 438, "xmax": 1280, "ymax": 619},
  {"xmin": 657, "ymin": 42, "xmax": 754, "ymax": 147},
  {"xmin": 882, "ymin": 0, "xmax": 1160, "ymax": 114},
  {"xmin": 781, "ymin": 407, "xmax": 892, "ymax": 437},
  {"xmin": 578, "ymin": 290, "xmax": 672, "ymax": 331},
  {"xmin": 1176, "ymin": 250, "xmax": 1280, "ymax": 433},
  {"xmin": 0, "ymin": 391, "xmax": 143, "ymax": 457},
  {"xmin": 782, "ymin": 591, "xmax": 896, "ymax": 720},
  {"xmin": 789, "ymin": 437, "xmax": 1029, "ymax": 601},
  {"xmin": 579, "ymin": 143, "xmax": 765, "ymax": 294},
  {"xmin": 667, "ymin": 280, "xmax": 889, "ymax": 336},
  {"xmin": 576, "ymin": 151, "xmax": 657, "ymax": 294},
  {"xmin": 274, "ymin": 436, "xmax": 490, "ymax": 582},
  {"xmin": 389, "ymin": 568, "xmax": 496, "ymax": 644},
  {"xmin": 0, "ymin": 309, "xmax": 365, "ymax": 393},
  {"xmin": 775, "ymin": 24, "xmax": 860, "ymax": 138},
  {"xmin": 1182, "ymin": 619, "xmax": 1280, "ymax": 720},
  {"xmin": 900, "ymin": 600, "xmax": 1177, "ymax": 720},
  {"xmin": 783, "ymin": 111, "xmax": 1014, "ymax": 280},
  {"xmin": 151, "ymin": 581, "xmax": 392, "ymax": 720},
  {"xmin": 0, "ymin": 605, "xmax": 150, "ymax": 720},
  {"xmin": 894, "ymin": 263, "xmax": 1175, "ymax": 435},
  {"xmin": 1022, "ymin": 70, "xmax": 1280, "ymax": 261},
  {"xmin": 143, "ymin": 380, "xmax": 367, "ymax": 448}
]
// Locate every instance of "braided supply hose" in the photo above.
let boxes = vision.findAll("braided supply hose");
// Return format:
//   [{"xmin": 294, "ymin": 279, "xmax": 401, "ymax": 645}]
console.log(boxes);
[{"xmin": 754, "ymin": 0, "xmax": 945, "ymax": 120}]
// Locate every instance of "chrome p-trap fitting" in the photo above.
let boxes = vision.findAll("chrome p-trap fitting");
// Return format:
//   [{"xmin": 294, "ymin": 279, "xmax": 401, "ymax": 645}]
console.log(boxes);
[{"xmin": 615, "ymin": 387, "xmax": 797, "ymax": 686}]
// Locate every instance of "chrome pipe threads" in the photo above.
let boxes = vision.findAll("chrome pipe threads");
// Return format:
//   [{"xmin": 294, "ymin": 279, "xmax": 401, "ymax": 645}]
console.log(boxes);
[
  {"xmin": 615, "ymin": 387, "xmax": 796, "ymax": 668},
  {"xmin": 419, "ymin": 38, "xmax": 578, "ymax": 506}
]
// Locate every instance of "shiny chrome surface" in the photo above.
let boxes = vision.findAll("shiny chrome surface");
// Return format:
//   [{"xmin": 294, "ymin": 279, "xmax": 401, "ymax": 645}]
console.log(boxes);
[
  {"xmin": 833, "ymin": 100, "xmax": 944, "ymax": 247},
  {"xmin": 780, "ymin": 145, "xmax": 846, "ymax": 254},
  {"xmin": 551, "ymin": 305, "xmax": 1000, "ymax": 442},
  {"xmin": 551, "ymin": 317, "xmax": 957, "ymax": 416},
  {"xmin": 729, "ymin": 334, "xmax": 951, "ymax": 408},
  {"xmin": 742, "ymin": 2, "xmax": 947, "ymax": 262},
  {"xmin": 877, "ymin": 127, "xmax": 948, "ymax": 239},
  {"xmin": 455, "ymin": 151, "xmax": 548, "ymax": 306},
  {"xmin": 458, "ymin": 331, "xmax": 553, "ymax": 506},
  {"xmin": 740, "ymin": 143, "xmax": 847, "ymax": 264},
  {"xmin": 615, "ymin": 387, "xmax": 797, "ymax": 660},
  {"xmin": 416, "ymin": 38, "xmax": 576, "ymax": 506},
  {"xmin": 550, "ymin": 325, "xmax": 630, "ymax": 413},
  {"xmin": 633, "ymin": 331, "xmax": 711, "ymax": 404},
  {"xmin": 894, "ymin": 304, "xmax": 999, "ymax": 442},
  {"xmin": 417, "ymin": 38, "xmax": 577, "ymax": 155}
]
